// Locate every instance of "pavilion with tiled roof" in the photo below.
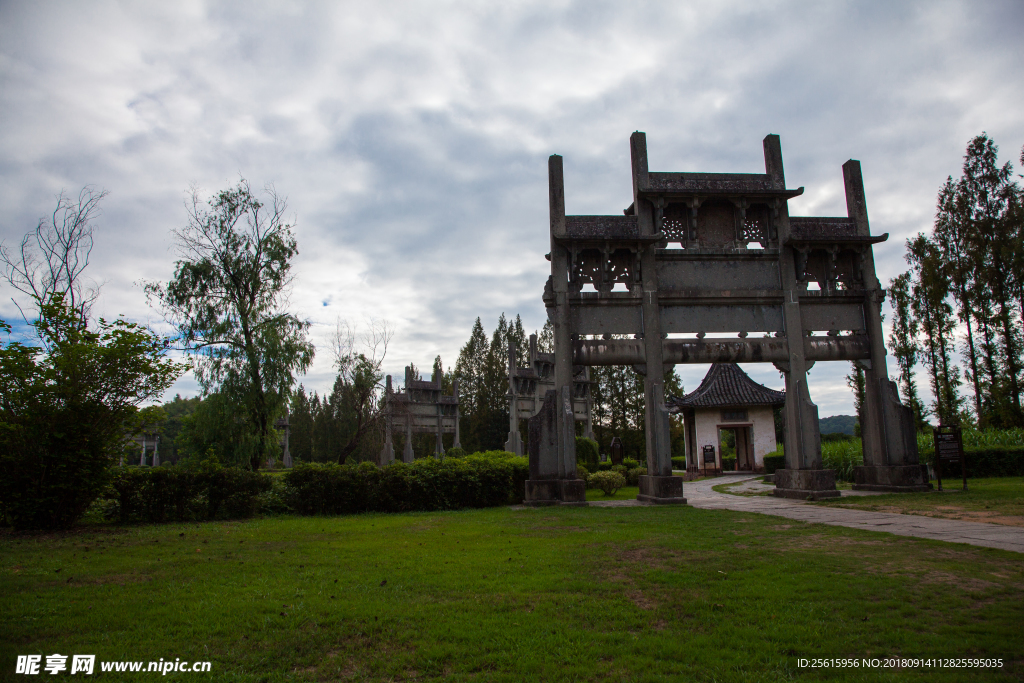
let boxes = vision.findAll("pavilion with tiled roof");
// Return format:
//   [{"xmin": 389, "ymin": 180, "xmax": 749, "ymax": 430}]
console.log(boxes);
[{"xmin": 669, "ymin": 363, "xmax": 784, "ymax": 473}]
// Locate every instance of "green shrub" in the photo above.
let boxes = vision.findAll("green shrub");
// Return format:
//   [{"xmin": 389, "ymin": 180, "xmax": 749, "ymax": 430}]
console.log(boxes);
[
  {"xmin": 929, "ymin": 447, "xmax": 1024, "ymax": 478},
  {"xmin": 575, "ymin": 437, "xmax": 599, "ymax": 469},
  {"xmin": 622, "ymin": 457, "xmax": 640, "ymax": 470},
  {"xmin": 589, "ymin": 470, "xmax": 626, "ymax": 495},
  {"xmin": 103, "ymin": 458, "xmax": 271, "ymax": 523},
  {"xmin": 763, "ymin": 454, "xmax": 785, "ymax": 474},
  {"xmin": 575, "ymin": 464, "xmax": 590, "ymax": 486},
  {"xmin": 284, "ymin": 452, "xmax": 530, "ymax": 515},
  {"xmin": 721, "ymin": 457, "xmax": 736, "ymax": 471},
  {"xmin": 625, "ymin": 467, "xmax": 646, "ymax": 486},
  {"xmin": 671, "ymin": 456, "xmax": 687, "ymax": 470},
  {"xmin": 596, "ymin": 461, "xmax": 613, "ymax": 472},
  {"xmin": 445, "ymin": 447, "xmax": 467, "ymax": 459}
]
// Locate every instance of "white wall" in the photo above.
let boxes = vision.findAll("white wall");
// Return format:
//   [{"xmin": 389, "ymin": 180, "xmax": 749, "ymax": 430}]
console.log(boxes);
[{"xmin": 691, "ymin": 406, "xmax": 778, "ymax": 470}]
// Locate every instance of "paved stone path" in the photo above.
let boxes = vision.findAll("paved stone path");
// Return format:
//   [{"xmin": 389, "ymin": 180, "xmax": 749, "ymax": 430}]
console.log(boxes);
[{"xmin": 589, "ymin": 474, "xmax": 1024, "ymax": 554}]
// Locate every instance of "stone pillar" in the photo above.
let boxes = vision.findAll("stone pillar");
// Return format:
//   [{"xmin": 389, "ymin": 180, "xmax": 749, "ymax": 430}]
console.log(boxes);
[
  {"xmin": 505, "ymin": 340, "xmax": 523, "ymax": 455},
  {"xmin": 435, "ymin": 404, "xmax": 445, "ymax": 459},
  {"xmin": 769, "ymin": 134, "xmax": 839, "ymax": 500},
  {"xmin": 140, "ymin": 438, "xmax": 146, "ymax": 466},
  {"xmin": 844, "ymin": 160, "xmax": 929, "ymax": 492},
  {"xmin": 402, "ymin": 367, "xmax": 415, "ymax": 462},
  {"xmin": 547, "ymin": 154, "xmax": 577, "ymax": 488},
  {"xmin": 153, "ymin": 436, "xmax": 160, "ymax": 467},
  {"xmin": 523, "ymin": 389, "xmax": 586, "ymax": 506},
  {"xmin": 630, "ymin": 132, "xmax": 684, "ymax": 503},
  {"xmin": 380, "ymin": 376, "xmax": 394, "ymax": 466},
  {"xmin": 452, "ymin": 379, "xmax": 462, "ymax": 450}
]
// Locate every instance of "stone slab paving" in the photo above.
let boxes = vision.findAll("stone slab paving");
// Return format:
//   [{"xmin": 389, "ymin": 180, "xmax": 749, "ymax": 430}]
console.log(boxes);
[{"xmin": 587, "ymin": 475, "xmax": 1024, "ymax": 554}]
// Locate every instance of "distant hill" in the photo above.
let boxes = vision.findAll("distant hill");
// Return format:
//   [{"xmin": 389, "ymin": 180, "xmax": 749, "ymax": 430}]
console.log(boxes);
[{"xmin": 819, "ymin": 415, "xmax": 857, "ymax": 436}]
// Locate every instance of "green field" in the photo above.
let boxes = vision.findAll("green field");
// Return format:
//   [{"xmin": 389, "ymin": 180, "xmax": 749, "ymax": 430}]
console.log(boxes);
[{"xmin": 4, "ymin": 504, "xmax": 1023, "ymax": 682}]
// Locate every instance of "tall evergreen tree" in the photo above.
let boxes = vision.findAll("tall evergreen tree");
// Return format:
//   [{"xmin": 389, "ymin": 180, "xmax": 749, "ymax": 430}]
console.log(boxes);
[
  {"xmin": 907, "ymin": 234, "xmax": 963, "ymax": 425},
  {"xmin": 888, "ymin": 272, "xmax": 927, "ymax": 429}
]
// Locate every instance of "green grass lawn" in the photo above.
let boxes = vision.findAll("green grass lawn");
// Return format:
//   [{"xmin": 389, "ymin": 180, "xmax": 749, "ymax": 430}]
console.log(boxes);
[
  {"xmin": 3, "ymin": 506, "xmax": 1023, "ymax": 682},
  {"xmin": 585, "ymin": 485, "xmax": 640, "ymax": 502},
  {"xmin": 816, "ymin": 477, "xmax": 1024, "ymax": 526}
]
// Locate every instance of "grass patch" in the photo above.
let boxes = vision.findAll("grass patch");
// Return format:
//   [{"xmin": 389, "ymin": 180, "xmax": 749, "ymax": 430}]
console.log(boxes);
[
  {"xmin": 2, "ymin": 507, "xmax": 1023, "ymax": 681},
  {"xmin": 816, "ymin": 477, "xmax": 1024, "ymax": 526},
  {"xmin": 585, "ymin": 486, "xmax": 640, "ymax": 501}
]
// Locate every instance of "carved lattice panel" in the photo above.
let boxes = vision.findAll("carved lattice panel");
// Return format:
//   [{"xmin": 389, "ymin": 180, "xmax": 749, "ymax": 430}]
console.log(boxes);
[
  {"xmin": 832, "ymin": 249, "xmax": 862, "ymax": 291},
  {"xmin": 740, "ymin": 205, "xmax": 770, "ymax": 244},
  {"xmin": 606, "ymin": 248, "xmax": 636, "ymax": 290},
  {"xmin": 662, "ymin": 205, "xmax": 688, "ymax": 245},
  {"xmin": 572, "ymin": 248, "xmax": 604, "ymax": 291}
]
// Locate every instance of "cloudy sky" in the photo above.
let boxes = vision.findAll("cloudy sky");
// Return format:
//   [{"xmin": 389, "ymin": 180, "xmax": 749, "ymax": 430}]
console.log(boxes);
[{"xmin": 2, "ymin": 0, "xmax": 1022, "ymax": 417}]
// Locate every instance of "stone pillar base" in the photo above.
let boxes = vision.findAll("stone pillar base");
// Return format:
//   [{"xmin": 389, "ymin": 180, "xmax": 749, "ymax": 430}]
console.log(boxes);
[
  {"xmin": 637, "ymin": 475, "xmax": 687, "ymax": 504},
  {"xmin": 523, "ymin": 479, "xmax": 588, "ymax": 506},
  {"xmin": 773, "ymin": 469, "xmax": 841, "ymax": 500},
  {"xmin": 852, "ymin": 465, "xmax": 931, "ymax": 492}
]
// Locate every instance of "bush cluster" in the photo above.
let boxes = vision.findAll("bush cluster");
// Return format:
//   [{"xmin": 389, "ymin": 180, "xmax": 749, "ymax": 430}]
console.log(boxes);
[
  {"xmin": 671, "ymin": 456, "xmax": 686, "ymax": 470},
  {"xmin": 101, "ymin": 459, "xmax": 273, "ymax": 523},
  {"xmin": 763, "ymin": 454, "xmax": 786, "ymax": 474},
  {"xmin": 721, "ymin": 456, "xmax": 736, "ymax": 471},
  {"xmin": 284, "ymin": 452, "xmax": 529, "ymax": 515},
  {"xmin": 589, "ymin": 470, "xmax": 626, "ymax": 495}
]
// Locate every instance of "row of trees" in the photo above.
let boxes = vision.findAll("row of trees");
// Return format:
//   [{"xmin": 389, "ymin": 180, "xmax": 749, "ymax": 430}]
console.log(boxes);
[
  {"xmin": 1, "ymin": 180, "xmax": 322, "ymax": 528},
  {"xmin": 887, "ymin": 134, "xmax": 1024, "ymax": 429}
]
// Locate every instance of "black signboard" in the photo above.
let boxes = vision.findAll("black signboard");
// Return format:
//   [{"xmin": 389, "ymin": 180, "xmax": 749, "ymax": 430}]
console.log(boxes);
[
  {"xmin": 933, "ymin": 425, "xmax": 967, "ymax": 492},
  {"xmin": 702, "ymin": 445, "xmax": 716, "ymax": 464}
]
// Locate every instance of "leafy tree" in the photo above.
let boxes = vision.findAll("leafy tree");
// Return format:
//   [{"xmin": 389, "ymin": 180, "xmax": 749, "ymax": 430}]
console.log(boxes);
[
  {"xmin": 146, "ymin": 180, "xmax": 314, "ymax": 470},
  {"xmin": 328, "ymin": 318, "xmax": 391, "ymax": 464},
  {"xmin": 0, "ymin": 187, "xmax": 183, "ymax": 529},
  {"xmin": 175, "ymin": 391, "xmax": 267, "ymax": 468},
  {"xmin": 0, "ymin": 297, "xmax": 182, "ymax": 529}
]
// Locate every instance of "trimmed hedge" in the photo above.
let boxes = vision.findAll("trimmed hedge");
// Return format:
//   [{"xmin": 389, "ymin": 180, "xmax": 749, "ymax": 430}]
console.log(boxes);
[
  {"xmin": 105, "ymin": 462, "xmax": 272, "ymax": 523},
  {"xmin": 721, "ymin": 457, "xmax": 736, "ymax": 471},
  {"xmin": 763, "ymin": 454, "xmax": 785, "ymax": 474},
  {"xmin": 284, "ymin": 453, "xmax": 529, "ymax": 515},
  {"xmin": 927, "ymin": 447, "xmax": 1024, "ymax": 479},
  {"xmin": 671, "ymin": 456, "xmax": 686, "ymax": 470}
]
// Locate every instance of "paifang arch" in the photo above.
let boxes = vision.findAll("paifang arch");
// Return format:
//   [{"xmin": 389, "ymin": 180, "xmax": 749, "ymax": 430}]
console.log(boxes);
[{"xmin": 523, "ymin": 132, "xmax": 929, "ymax": 505}]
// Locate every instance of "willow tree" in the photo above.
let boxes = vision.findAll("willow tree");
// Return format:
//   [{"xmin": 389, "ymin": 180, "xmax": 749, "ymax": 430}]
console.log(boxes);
[{"xmin": 147, "ymin": 180, "xmax": 314, "ymax": 470}]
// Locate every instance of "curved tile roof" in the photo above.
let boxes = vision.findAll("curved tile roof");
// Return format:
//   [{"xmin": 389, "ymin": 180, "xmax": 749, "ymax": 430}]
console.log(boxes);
[{"xmin": 669, "ymin": 363, "xmax": 785, "ymax": 409}]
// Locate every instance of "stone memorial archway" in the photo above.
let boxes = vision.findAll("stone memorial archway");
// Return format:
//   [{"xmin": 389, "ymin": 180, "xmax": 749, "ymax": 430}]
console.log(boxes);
[{"xmin": 524, "ymin": 132, "xmax": 929, "ymax": 505}]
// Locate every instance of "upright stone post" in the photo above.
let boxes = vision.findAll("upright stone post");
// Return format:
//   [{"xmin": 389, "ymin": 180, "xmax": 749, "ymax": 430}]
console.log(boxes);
[
  {"xmin": 435, "ymin": 403, "xmax": 445, "ymax": 459},
  {"xmin": 452, "ymin": 379, "xmax": 462, "ymax": 450},
  {"xmin": 402, "ymin": 366, "xmax": 415, "ymax": 463},
  {"xmin": 769, "ymin": 134, "xmax": 839, "ymax": 500},
  {"xmin": 524, "ymin": 389, "xmax": 586, "ymax": 506},
  {"xmin": 140, "ymin": 438, "xmax": 146, "ymax": 466},
  {"xmin": 505, "ymin": 340, "xmax": 523, "ymax": 455},
  {"xmin": 380, "ymin": 375, "xmax": 394, "ymax": 466},
  {"xmin": 845, "ymin": 160, "xmax": 929, "ymax": 492},
  {"xmin": 630, "ymin": 132, "xmax": 685, "ymax": 503},
  {"xmin": 153, "ymin": 436, "xmax": 160, "ymax": 467}
]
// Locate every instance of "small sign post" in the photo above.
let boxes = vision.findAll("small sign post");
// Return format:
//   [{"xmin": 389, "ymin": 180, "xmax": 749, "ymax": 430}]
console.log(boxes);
[
  {"xmin": 933, "ymin": 425, "xmax": 967, "ymax": 492},
  {"xmin": 702, "ymin": 444, "xmax": 716, "ymax": 477}
]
